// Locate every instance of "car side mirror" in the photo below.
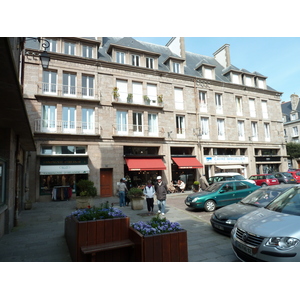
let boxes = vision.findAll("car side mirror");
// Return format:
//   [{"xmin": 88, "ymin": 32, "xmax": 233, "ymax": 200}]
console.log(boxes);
[{"xmin": 219, "ymin": 190, "xmax": 225, "ymax": 193}]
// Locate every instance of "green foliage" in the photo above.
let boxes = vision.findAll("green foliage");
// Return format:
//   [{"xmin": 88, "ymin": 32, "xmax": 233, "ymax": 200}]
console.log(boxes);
[
  {"xmin": 286, "ymin": 142, "xmax": 300, "ymax": 159},
  {"xmin": 127, "ymin": 187, "xmax": 144, "ymax": 198},
  {"xmin": 77, "ymin": 179, "xmax": 97, "ymax": 197},
  {"xmin": 193, "ymin": 181, "xmax": 200, "ymax": 185}
]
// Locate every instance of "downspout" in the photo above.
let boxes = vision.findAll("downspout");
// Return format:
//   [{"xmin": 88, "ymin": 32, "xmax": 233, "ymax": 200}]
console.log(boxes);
[{"xmin": 14, "ymin": 135, "xmax": 20, "ymax": 226}]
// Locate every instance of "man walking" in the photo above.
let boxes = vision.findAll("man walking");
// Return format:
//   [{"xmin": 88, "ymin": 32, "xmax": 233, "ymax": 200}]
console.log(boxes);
[
  {"xmin": 154, "ymin": 176, "xmax": 168, "ymax": 215},
  {"xmin": 199, "ymin": 174, "xmax": 209, "ymax": 190}
]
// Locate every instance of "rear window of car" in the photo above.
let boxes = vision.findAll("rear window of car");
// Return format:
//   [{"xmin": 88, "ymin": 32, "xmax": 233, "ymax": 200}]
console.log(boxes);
[
  {"xmin": 234, "ymin": 175, "xmax": 246, "ymax": 180},
  {"xmin": 266, "ymin": 175, "xmax": 275, "ymax": 179}
]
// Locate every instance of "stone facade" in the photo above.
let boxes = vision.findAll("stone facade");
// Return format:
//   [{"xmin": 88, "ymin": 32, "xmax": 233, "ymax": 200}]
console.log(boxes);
[{"xmin": 23, "ymin": 37, "xmax": 287, "ymax": 202}]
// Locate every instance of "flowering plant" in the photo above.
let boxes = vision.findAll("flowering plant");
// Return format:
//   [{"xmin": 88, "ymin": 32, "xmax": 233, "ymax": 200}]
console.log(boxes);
[
  {"xmin": 131, "ymin": 215, "xmax": 183, "ymax": 236},
  {"xmin": 69, "ymin": 202, "xmax": 126, "ymax": 221}
]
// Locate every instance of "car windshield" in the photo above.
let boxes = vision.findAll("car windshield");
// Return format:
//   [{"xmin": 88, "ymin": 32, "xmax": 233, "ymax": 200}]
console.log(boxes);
[
  {"xmin": 241, "ymin": 189, "xmax": 281, "ymax": 207},
  {"xmin": 206, "ymin": 182, "xmax": 223, "ymax": 192},
  {"xmin": 266, "ymin": 187, "xmax": 300, "ymax": 216}
]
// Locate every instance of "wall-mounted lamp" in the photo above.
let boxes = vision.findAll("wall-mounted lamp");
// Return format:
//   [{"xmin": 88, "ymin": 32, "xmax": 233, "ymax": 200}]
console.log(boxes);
[
  {"xmin": 167, "ymin": 131, "xmax": 172, "ymax": 138},
  {"xmin": 25, "ymin": 37, "xmax": 50, "ymax": 69}
]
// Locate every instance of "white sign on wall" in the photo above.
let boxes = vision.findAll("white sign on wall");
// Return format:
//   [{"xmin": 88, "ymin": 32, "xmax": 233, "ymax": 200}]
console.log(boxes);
[{"xmin": 204, "ymin": 156, "xmax": 249, "ymax": 164}]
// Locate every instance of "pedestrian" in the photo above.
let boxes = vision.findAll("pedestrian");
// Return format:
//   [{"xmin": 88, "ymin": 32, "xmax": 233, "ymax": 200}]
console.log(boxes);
[
  {"xmin": 143, "ymin": 180, "xmax": 155, "ymax": 215},
  {"xmin": 117, "ymin": 178, "xmax": 128, "ymax": 207},
  {"xmin": 178, "ymin": 179, "xmax": 186, "ymax": 193},
  {"xmin": 154, "ymin": 176, "xmax": 168, "ymax": 215},
  {"xmin": 199, "ymin": 174, "xmax": 209, "ymax": 190}
]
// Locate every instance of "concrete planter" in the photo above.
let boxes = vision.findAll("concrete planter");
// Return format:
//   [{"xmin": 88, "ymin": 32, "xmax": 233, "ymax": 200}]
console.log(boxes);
[{"xmin": 130, "ymin": 197, "xmax": 144, "ymax": 210}]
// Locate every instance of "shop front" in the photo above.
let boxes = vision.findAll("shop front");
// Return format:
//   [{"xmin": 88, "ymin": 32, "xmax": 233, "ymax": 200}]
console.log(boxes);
[
  {"xmin": 171, "ymin": 156, "xmax": 203, "ymax": 190},
  {"xmin": 124, "ymin": 156, "xmax": 166, "ymax": 187},
  {"xmin": 39, "ymin": 156, "xmax": 90, "ymax": 200}
]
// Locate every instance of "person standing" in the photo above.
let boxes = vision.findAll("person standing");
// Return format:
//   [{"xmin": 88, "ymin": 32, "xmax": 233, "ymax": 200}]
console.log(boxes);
[
  {"xmin": 199, "ymin": 174, "xmax": 209, "ymax": 190},
  {"xmin": 143, "ymin": 180, "xmax": 155, "ymax": 214},
  {"xmin": 154, "ymin": 176, "xmax": 168, "ymax": 215},
  {"xmin": 117, "ymin": 178, "xmax": 128, "ymax": 207}
]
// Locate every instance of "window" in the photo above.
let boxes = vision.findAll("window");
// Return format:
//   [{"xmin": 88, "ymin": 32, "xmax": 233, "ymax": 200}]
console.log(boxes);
[
  {"xmin": 215, "ymin": 94, "xmax": 223, "ymax": 113},
  {"xmin": 42, "ymin": 70, "xmax": 57, "ymax": 94},
  {"xmin": 257, "ymin": 78, "xmax": 265, "ymax": 89},
  {"xmin": 82, "ymin": 75, "xmax": 94, "ymax": 98},
  {"xmin": 133, "ymin": 112, "xmax": 143, "ymax": 135},
  {"xmin": 249, "ymin": 98, "xmax": 256, "ymax": 117},
  {"xmin": 217, "ymin": 119, "xmax": 225, "ymax": 139},
  {"xmin": 147, "ymin": 84, "xmax": 157, "ymax": 104},
  {"xmin": 262, "ymin": 100, "xmax": 268, "ymax": 119},
  {"xmin": 117, "ymin": 111, "xmax": 128, "ymax": 134},
  {"xmin": 132, "ymin": 82, "xmax": 143, "ymax": 104},
  {"xmin": 236, "ymin": 96, "xmax": 243, "ymax": 115},
  {"xmin": 232, "ymin": 73, "xmax": 240, "ymax": 84},
  {"xmin": 291, "ymin": 113, "xmax": 298, "ymax": 120},
  {"xmin": 264, "ymin": 123, "xmax": 270, "ymax": 141},
  {"xmin": 41, "ymin": 146, "xmax": 52, "ymax": 155},
  {"xmin": 173, "ymin": 62, "xmax": 180, "ymax": 73},
  {"xmin": 131, "ymin": 54, "xmax": 140, "ymax": 66},
  {"xmin": 204, "ymin": 67, "xmax": 213, "ymax": 79},
  {"xmin": 42, "ymin": 105, "xmax": 56, "ymax": 132},
  {"xmin": 0, "ymin": 160, "xmax": 5, "ymax": 206},
  {"xmin": 82, "ymin": 108, "xmax": 94, "ymax": 133},
  {"xmin": 238, "ymin": 120, "xmax": 245, "ymax": 140},
  {"xmin": 48, "ymin": 39, "xmax": 57, "ymax": 52},
  {"xmin": 292, "ymin": 126, "xmax": 299, "ymax": 137},
  {"xmin": 62, "ymin": 107, "xmax": 76, "ymax": 133},
  {"xmin": 116, "ymin": 51, "xmax": 125, "ymax": 64},
  {"xmin": 63, "ymin": 72, "xmax": 76, "ymax": 96},
  {"xmin": 201, "ymin": 117, "xmax": 209, "ymax": 139},
  {"xmin": 41, "ymin": 146, "xmax": 86, "ymax": 155},
  {"xmin": 82, "ymin": 45, "xmax": 93, "ymax": 58},
  {"xmin": 244, "ymin": 75, "xmax": 252, "ymax": 86},
  {"xmin": 199, "ymin": 91, "xmax": 207, "ymax": 111},
  {"xmin": 174, "ymin": 88, "xmax": 184, "ymax": 110},
  {"xmin": 176, "ymin": 115, "xmax": 185, "ymax": 137},
  {"xmin": 251, "ymin": 122, "xmax": 258, "ymax": 141},
  {"xmin": 116, "ymin": 79, "xmax": 128, "ymax": 102},
  {"xmin": 148, "ymin": 113, "xmax": 158, "ymax": 136},
  {"xmin": 235, "ymin": 181, "xmax": 249, "ymax": 191},
  {"xmin": 146, "ymin": 57, "xmax": 154, "ymax": 69},
  {"xmin": 64, "ymin": 42, "xmax": 76, "ymax": 55}
]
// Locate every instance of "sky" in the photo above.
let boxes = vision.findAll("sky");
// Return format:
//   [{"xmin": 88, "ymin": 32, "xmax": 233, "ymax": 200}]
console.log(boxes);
[{"xmin": 134, "ymin": 37, "xmax": 300, "ymax": 102}]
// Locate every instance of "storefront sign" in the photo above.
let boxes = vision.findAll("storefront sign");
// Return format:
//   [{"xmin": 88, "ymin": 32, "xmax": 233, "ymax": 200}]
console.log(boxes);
[
  {"xmin": 40, "ymin": 156, "xmax": 88, "ymax": 165},
  {"xmin": 204, "ymin": 156, "xmax": 249, "ymax": 164}
]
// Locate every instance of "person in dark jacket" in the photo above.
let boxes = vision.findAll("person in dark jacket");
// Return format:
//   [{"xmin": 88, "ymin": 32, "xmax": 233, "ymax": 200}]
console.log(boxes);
[{"xmin": 154, "ymin": 176, "xmax": 168, "ymax": 215}]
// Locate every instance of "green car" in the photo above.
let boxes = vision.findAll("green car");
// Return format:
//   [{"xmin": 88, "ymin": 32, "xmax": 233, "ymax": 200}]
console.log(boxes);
[{"xmin": 184, "ymin": 180, "xmax": 260, "ymax": 212}]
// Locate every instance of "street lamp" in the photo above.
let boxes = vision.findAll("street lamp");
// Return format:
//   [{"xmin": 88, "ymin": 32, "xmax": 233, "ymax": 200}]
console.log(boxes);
[{"xmin": 40, "ymin": 51, "xmax": 50, "ymax": 69}]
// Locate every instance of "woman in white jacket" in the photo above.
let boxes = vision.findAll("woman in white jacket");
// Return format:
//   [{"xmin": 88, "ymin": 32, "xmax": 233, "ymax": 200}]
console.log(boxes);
[{"xmin": 143, "ymin": 180, "xmax": 155, "ymax": 214}]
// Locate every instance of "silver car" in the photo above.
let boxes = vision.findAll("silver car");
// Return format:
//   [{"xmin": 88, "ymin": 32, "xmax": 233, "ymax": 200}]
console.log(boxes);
[{"xmin": 231, "ymin": 185, "xmax": 300, "ymax": 261}]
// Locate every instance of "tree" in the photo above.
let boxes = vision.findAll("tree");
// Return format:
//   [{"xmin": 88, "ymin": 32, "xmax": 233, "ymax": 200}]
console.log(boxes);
[{"xmin": 286, "ymin": 142, "xmax": 300, "ymax": 159}]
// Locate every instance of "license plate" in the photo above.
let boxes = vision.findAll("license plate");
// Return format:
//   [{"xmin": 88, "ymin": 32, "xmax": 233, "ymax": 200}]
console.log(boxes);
[
  {"xmin": 213, "ymin": 223, "xmax": 224, "ymax": 231},
  {"xmin": 236, "ymin": 241, "xmax": 253, "ymax": 255},
  {"xmin": 271, "ymin": 180, "xmax": 276, "ymax": 182}
]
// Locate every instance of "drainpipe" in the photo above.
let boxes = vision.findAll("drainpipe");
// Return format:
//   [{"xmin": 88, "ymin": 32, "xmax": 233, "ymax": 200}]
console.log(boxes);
[{"xmin": 14, "ymin": 135, "xmax": 20, "ymax": 226}]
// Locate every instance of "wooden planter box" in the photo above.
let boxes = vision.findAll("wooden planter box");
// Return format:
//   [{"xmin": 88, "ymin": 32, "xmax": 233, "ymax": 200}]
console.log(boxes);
[
  {"xmin": 64, "ymin": 216, "xmax": 131, "ymax": 262},
  {"xmin": 129, "ymin": 227, "xmax": 188, "ymax": 262}
]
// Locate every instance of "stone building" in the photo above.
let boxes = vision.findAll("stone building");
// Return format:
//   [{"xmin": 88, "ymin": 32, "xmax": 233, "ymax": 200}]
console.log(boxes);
[
  {"xmin": 0, "ymin": 38, "xmax": 36, "ymax": 238},
  {"xmin": 23, "ymin": 37, "xmax": 287, "ymax": 202}
]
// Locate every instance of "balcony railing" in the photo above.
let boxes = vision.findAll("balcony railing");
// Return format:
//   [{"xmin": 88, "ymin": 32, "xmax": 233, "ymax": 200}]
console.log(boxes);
[
  {"xmin": 112, "ymin": 123, "xmax": 166, "ymax": 138},
  {"xmin": 112, "ymin": 97, "xmax": 163, "ymax": 107},
  {"xmin": 34, "ymin": 119, "xmax": 102, "ymax": 135},
  {"xmin": 37, "ymin": 82, "xmax": 100, "ymax": 100}
]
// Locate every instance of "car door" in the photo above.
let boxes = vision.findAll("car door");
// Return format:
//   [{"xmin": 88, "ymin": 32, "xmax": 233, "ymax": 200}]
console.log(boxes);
[
  {"xmin": 216, "ymin": 182, "xmax": 235, "ymax": 207},
  {"xmin": 234, "ymin": 181, "xmax": 254, "ymax": 202}
]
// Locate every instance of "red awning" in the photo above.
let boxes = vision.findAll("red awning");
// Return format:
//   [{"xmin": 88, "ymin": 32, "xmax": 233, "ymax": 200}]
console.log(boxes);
[
  {"xmin": 125, "ymin": 158, "xmax": 166, "ymax": 171},
  {"xmin": 172, "ymin": 157, "xmax": 203, "ymax": 169}
]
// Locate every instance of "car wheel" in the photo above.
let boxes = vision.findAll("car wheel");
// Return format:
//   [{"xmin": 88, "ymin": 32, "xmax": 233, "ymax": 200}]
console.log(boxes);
[
  {"xmin": 204, "ymin": 200, "xmax": 216, "ymax": 212},
  {"xmin": 261, "ymin": 183, "xmax": 267, "ymax": 187},
  {"xmin": 280, "ymin": 182, "xmax": 286, "ymax": 184}
]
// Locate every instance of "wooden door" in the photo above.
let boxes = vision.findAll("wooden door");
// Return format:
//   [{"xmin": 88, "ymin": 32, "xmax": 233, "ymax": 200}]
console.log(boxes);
[{"xmin": 100, "ymin": 169, "xmax": 113, "ymax": 197}]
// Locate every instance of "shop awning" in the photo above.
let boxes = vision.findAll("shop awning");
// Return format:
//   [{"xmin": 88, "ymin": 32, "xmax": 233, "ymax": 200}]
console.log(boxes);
[
  {"xmin": 216, "ymin": 165, "xmax": 245, "ymax": 169},
  {"xmin": 172, "ymin": 157, "xmax": 203, "ymax": 169},
  {"xmin": 40, "ymin": 165, "xmax": 90, "ymax": 175},
  {"xmin": 125, "ymin": 158, "xmax": 166, "ymax": 171}
]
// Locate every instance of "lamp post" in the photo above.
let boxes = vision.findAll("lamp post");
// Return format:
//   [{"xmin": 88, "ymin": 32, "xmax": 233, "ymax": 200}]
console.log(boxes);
[{"xmin": 25, "ymin": 37, "xmax": 50, "ymax": 69}]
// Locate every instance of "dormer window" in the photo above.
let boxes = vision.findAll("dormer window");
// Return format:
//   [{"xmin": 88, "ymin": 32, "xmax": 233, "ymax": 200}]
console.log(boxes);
[
  {"xmin": 231, "ymin": 72, "xmax": 240, "ymax": 84},
  {"xmin": 203, "ymin": 67, "xmax": 213, "ymax": 79},
  {"xmin": 243, "ymin": 74, "xmax": 253, "ymax": 87},
  {"xmin": 64, "ymin": 42, "xmax": 76, "ymax": 55},
  {"xmin": 257, "ymin": 77, "xmax": 265, "ymax": 89},
  {"xmin": 173, "ymin": 62, "xmax": 180, "ymax": 73},
  {"xmin": 116, "ymin": 51, "xmax": 125, "ymax": 64},
  {"xmin": 146, "ymin": 57, "xmax": 154, "ymax": 69},
  {"xmin": 291, "ymin": 112, "xmax": 298, "ymax": 120},
  {"xmin": 82, "ymin": 45, "xmax": 93, "ymax": 58},
  {"xmin": 195, "ymin": 61, "xmax": 215, "ymax": 80}
]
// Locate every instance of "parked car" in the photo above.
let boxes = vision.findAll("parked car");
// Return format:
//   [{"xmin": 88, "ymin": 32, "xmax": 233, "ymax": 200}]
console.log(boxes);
[
  {"xmin": 210, "ymin": 185, "xmax": 295, "ymax": 235},
  {"xmin": 272, "ymin": 172, "xmax": 297, "ymax": 184},
  {"xmin": 231, "ymin": 185, "xmax": 300, "ymax": 261},
  {"xmin": 184, "ymin": 180, "xmax": 260, "ymax": 212},
  {"xmin": 208, "ymin": 172, "xmax": 256, "ymax": 185},
  {"xmin": 248, "ymin": 174, "xmax": 279, "ymax": 186},
  {"xmin": 288, "ymin": 171, "xmax": 300, "ymax": 183}
]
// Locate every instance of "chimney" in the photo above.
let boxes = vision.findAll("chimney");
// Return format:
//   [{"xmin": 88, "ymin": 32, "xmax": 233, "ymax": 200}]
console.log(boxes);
[
  {"xmin": 213, "ymin": 44, "xmax": 231, "ymax": 68},
  {"xmin": 166, "ymin": 37, "xmax": 186, "ymax": 65},
  {"xmin": 291, "ymin": 93, "xmax": 299, "ymax": 111}
]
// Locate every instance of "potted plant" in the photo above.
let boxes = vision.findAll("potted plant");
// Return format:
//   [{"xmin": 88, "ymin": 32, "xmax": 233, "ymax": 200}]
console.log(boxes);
[
  {"xmin": 76, "ymin": 179, "xmax": 97, "ymax": 209},
  {"xmin": 127, "ymin": 93, "xmax": 133, "ymax": 103},
  {"xmin": 127, "ymin": 187, "xmax": 144, "ymax": 210},
  {"xmin": 112, "ymin": 87, "xmax": 120, "ymax": 100},
  {"xmin": 143, "ymin": 95, "xmax": 150, "ymax": 105},
  {"xmin": 64, "ymin": 201, "xmax": 130, "ymax": 262},
  {"xmin": 129, "ymin": 214, "xmax": 188, "ymax": 262},
  {"xmin": 193, "ymin": 181, "xmax": 200, "ymax": 192},
  {"xmin": 157, "ymin": 94, "xmax": 163, "ymax": 105}
]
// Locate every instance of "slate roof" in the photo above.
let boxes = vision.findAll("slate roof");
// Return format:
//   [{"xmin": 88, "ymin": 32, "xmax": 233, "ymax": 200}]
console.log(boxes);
[{"xmin": 281, "ymin": 100, "xmax": 300, "ymax": 122}]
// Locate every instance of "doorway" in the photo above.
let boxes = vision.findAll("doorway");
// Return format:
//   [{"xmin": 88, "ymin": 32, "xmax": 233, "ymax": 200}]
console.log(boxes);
[{"xmin": 100, "ymin": 168, "xmax": 113, "ymax": 197}]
